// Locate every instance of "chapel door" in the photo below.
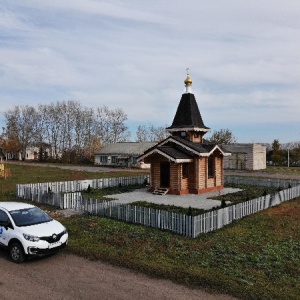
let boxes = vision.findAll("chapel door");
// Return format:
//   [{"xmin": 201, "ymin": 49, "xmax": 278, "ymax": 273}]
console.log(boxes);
[{"xmin": 160, "ymin": 163, "xmax": 170, "ymax": 187}]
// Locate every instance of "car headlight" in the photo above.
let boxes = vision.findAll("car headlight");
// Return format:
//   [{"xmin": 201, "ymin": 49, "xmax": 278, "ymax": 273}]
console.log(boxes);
[{"xmin": 23, "ymin": 233, "xmax": 40, "ymax": 242}]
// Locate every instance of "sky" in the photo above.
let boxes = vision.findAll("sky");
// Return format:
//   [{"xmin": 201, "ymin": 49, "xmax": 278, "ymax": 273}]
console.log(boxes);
[{"xmin": 1, "ymin": 0, "xmax": 300, "ymax": 144}]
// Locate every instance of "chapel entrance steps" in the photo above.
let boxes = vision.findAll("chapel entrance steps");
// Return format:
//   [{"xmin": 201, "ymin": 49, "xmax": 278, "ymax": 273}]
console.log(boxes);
[{"xmin": 152, "ymin": 187, "xmax": 169, "ymax": 195}]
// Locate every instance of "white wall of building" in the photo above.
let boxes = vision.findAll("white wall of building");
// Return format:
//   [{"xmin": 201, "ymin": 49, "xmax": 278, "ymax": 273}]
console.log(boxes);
[{"xmin": 224, "ymin": 143, "xmax": 266, "ymax": 170}]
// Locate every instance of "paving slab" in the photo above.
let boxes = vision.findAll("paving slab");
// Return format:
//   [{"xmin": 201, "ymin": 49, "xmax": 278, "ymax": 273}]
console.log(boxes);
[{"xmin": 104, "ymin": 188, "xmax": 242, "ymax": 210}]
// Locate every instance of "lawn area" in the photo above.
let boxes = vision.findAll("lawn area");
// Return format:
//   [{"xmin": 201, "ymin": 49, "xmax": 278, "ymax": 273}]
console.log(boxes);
[
  {"xmin": 264, "ymin": 166, "xmax": 300, "ymax": 177},
  {"xmin": 0, "ymin": 163, "xmax": 147, "ymax": 201},
  {"xmin": 1, "ymin": 163, "xmax": 299, "ymax": 300},
  {"xmin": 61, "ymin": 199, "xmax": 300, "ymax": 300}
]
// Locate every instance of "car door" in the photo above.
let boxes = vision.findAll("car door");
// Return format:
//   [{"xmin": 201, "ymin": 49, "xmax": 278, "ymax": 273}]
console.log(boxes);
[{"xmin": 0, "ymin": 209, "xmax": 10, "ymax": 247}]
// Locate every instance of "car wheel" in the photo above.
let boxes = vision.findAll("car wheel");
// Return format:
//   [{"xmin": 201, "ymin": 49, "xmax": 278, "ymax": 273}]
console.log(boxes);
[{"xmin": 9, "ymin": 242, "xmax": 25, "ymax": 263}]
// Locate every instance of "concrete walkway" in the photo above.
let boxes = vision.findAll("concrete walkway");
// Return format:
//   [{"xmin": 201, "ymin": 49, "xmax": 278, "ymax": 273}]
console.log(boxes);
[{"xmin": 104, "ymin": 187, "xmax": 242, "ymax": 210}]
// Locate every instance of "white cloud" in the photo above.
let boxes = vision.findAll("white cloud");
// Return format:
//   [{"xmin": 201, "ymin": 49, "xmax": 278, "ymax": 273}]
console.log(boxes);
[
  {"xmin": 0, "ymin": 9, "xmax": 31, "ymax": 31},
  {"xmin": 0, "ymin": 1, "xmax": 300, "ymax": 143}
]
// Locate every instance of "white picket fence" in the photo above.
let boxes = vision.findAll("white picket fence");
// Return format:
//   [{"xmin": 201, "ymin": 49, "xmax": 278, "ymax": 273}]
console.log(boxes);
[
  {"xmin": 76, "ymin": 197, "xmax": 195, "ymax": 236},
  {"xmin": 31, "ymin": 190, "xmax": 63, "ymax": 207},
  {"xmin": 60, "ymin": 184, "xmax": 300, "ymax": 238},
  {"xmin": 17, "ymin": 175, "xmax": 298, "ymax": 200},
  {"xmin": 225, "ymin": 176, "xmax": 300, "ymax": 188},
  {"xmin": 16, "ymin": 175, "xmax": 150, "ymax": 199},
  {"xmin": 30, "ymin": 190, "xmax": 80, "ymax": 209},
  {"xmin": 19, "ymin": 175, "xmax": 300, "ymax": 238},
  {"xmin": 192, "ymin": 186, "xmax": 300, "ymax": 237}
]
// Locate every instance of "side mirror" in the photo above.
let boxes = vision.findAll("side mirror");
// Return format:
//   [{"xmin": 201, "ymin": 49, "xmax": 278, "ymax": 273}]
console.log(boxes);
[{"xmin": 0, "ymin": 220, "xmax": 13, "ymax": 230}]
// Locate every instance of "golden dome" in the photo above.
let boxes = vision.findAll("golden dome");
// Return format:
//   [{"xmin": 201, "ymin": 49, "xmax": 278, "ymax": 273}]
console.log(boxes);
[
  {"xmin": 184, "ymin": 75, "xmax": 192, "ymax": 86},
  {"xmin": 184, "ymin": 68, "xmax": 192, "ymax": 86}
]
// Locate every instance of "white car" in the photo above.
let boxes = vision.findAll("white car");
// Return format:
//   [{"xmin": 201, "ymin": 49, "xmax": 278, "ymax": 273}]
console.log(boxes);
[{"xmin": 0, "ymin": 202, "xmax": 68, "ymax": 263}]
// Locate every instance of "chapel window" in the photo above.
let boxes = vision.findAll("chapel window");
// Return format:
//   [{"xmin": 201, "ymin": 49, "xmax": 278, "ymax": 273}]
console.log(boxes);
[{"xmin": 208, "ymin": 156, "xmax": 215, "ymax": 178}]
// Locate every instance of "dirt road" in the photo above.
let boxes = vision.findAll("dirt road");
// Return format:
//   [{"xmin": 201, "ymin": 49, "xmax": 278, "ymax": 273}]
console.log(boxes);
[
  {"xmin": 0, "ymin": 250, "xmax": 237, "ymax": 300},
  {"xmin": 4, "ymin": 161, "xmax": 146, "ymax": 173},
  {"xmin": 6, "ymin": 160, "xmax": 300, "ymax": 180}
]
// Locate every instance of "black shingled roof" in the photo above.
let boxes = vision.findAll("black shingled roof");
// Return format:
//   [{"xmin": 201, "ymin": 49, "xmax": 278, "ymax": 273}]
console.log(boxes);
[
  {"xmin": 170, "ymin": 136, "xmax": 216, "ymax": 153},
  {"xmin": 140, "ymin": 136, "xmax": 216, "ymax": 157},
  {"xmin": 138, "ymin": 135, "xmax": 230, "ymax": 161},
  {"xmin": 158, "ymin": 146, "xmax": 193, "ymax": 160},
  {"xmin": 167, "ymin": 93, "xmax": 210, "ymax": 130}
]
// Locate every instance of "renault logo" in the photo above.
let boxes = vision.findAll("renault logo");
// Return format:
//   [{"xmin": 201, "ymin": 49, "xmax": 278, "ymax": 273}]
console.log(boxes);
[{"xmin": 52, "ymin": 234, "xmax": 57, "ymax": 240}]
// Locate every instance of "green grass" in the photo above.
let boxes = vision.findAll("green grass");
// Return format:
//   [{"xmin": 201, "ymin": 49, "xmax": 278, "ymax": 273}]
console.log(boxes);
[
  {"xmin": 82, "ymin": 184, "xmax": 146, "ymax": 200},
  {"xmin": 1, "ymin": 163, "xmax": 300, "ymax": 299},
  {"xmin": 264, "ymin": 166, "xmax": 300, "ymax": 176},
  {"xmin": 131, "ymin": 201, "xmax": 208, "ymax": 215},
  {"xmin": 60, "ymin": 199, "xmax": 300, "ymax": 300},
  {"xmin": 210, "ymin": 184, "xmax": 279, "ymax": 204},
  {"xmin": 0, "ymin": 163, "xmax": 147, "ymax": 201}
]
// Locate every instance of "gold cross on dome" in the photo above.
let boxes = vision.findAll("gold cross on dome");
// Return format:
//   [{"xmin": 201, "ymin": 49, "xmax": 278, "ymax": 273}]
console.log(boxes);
[{"xmin": 186, "ymin": 68, "xmax": 189, "ymax": 76}]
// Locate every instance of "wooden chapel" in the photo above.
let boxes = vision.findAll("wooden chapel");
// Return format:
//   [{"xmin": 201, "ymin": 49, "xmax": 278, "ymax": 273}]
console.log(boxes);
[{"xmin": 138, "ymin": 71, "xmax": 230, "ymax": 195}]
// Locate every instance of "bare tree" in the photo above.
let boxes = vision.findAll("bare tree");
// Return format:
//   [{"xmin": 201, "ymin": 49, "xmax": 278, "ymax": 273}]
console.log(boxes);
[
  {"xmin": 208, "ymin": 128, "xmax": 237, "ymax": 145},
  {"xmin": 135, "ymin": 124, "xmax": 169, "ymax": 142},
  {"xmin": 149, "ymin": 124, "xmax": 169, "ymax": 142},
  {"xmin": 73, "ymin": 105, "xmax": 96, "ymax": 161},
  {"xmin": 39, "ymin": 102, "xmax": 64, "ymax": 159},
  {"xmin": 136, "ymin": 125, "xmax": 148, "ymax": 142},
  {"xmin": 80, "ymin": 107, "xmax": 95, "ymax": 156},
  {"xmin": 4, "ymin": 106, "xmax": 39, "ymax": 160},
  {"xmin": 83, "ymin": 136, "xmax": 102, "ymax": 161},
  {"xmin": 95, "ymin": 106, "xmax": 130, "ymax": 144},
  {"xmin": 110, "ymin": 108, "xmax": 131, "ymax": 143},
  {"xmin": 2, "ymin": 101, "xmax": 131, "ymax": 163},
  {"xmin": 0, "ymin": 129, "xmax": 20, "ymax": 158}
]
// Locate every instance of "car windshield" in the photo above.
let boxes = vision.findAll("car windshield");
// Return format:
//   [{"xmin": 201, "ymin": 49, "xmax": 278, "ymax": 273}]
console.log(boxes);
[{"xmin": 9, "ymin": 207, "xmax": 52, "ymax": 227}]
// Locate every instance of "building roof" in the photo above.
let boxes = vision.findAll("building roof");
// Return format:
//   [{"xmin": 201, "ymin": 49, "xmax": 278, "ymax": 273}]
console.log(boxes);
[
  {"xmin": 157, "ymin": 146, "xmax": 193, "ymax": 162},
  {"xmin": 169, "ymin": 136, "xmax": 216, "ymax": 153},
  {"xmin": 221, "ymin": 143, "xmax": 266, "ymax": 154},
  {"xmin": 167, "ymin": 93, "xmax": 210, "ymax": 133},
  {"xmin": 166, "ymin": 72, "xmax": 210, "ymax": 133},
  {"xmin": 138, "ymin": 136, "xmax": 231, "ymax": 163},
  {"xmin": 95, "ymin": 142, "xmax": 157, "ymax": 156},
  {"xmin": 137, "ymin": 72, "xmax": 231, "ymax": 163}
]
